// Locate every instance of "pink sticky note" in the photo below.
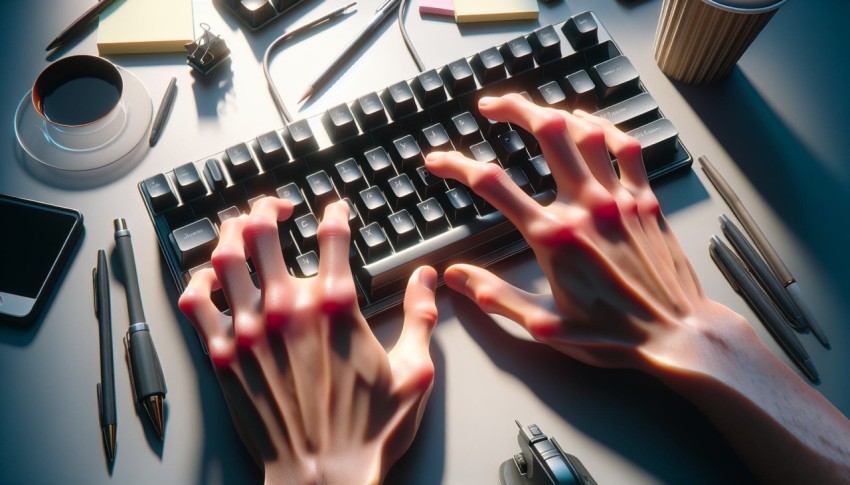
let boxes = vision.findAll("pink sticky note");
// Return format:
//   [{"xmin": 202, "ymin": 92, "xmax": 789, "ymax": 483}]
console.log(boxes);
[{"xmin": 419, "ymin": 0, "xmax": 455, "ymax": 17}]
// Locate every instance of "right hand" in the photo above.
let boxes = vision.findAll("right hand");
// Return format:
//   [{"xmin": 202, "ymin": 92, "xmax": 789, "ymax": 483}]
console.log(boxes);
[{"xmin": 425, "ymin": 94, "xmax": 748, "ymax": 374}]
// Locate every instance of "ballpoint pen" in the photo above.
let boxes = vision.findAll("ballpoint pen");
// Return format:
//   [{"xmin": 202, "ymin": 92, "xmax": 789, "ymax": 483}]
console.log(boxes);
[
  {"xmin": 709, "ymin": 236, "xmax": 818, "ymax": 382},
  {"xmin": 46, "ymin": 0, "xmax": 118, "ymax": 51},
  {"xmin": 297, "ymin": 0, "xmax": 402, "ymax": 103},
  {"xmin": 149, "ymin": 77, "xmax": 178, "ymax": 147},
  {"xmin": 93, "ymin": 249, "xmax": 116, "ymax": 463},
  {"xmin": 114, "ymin": 218, "xmax": 167, "ymax": 439},
  {"xmin": 719, "ymin": 214, "xmax": 802, "ymax": 330},
  {"xmin": 699, "ymin": 155, "xmax": 829, "ymax": 348}
]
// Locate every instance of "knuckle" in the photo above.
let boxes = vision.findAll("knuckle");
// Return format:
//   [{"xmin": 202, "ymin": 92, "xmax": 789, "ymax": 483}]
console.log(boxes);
[
  {"xmin": 320, "ymin": 279, "xmax": 358, "ymax": 315},
  {"xmin": 532, "ymin": 110, "xmax": 567, "ymax": 139},
  {"xmin": 233, "ymin": 313, "xmax": 264, "ymax": 348},
  {"xmin": 530, "ymin": 211, "xmax": 579, "ymax": 248},
  {"xmin": 317, "ymin": 216, "xmax": 351, "ymax": 240},
  {"xmin": 575, "ymin": 121, "xmax": 606, "ymax": 147},
  {"xmin": 474, "ymin": 284, "xmax": 500, "ymax": 313},
  {"xmin": 207, "ymin": 336, "xmax": 237, "ymax": 368},
  {"xmin": 470, "ymin": 162, "xmax": 506, "ymax": 191},
  {"xmin": 211, "ymin": 244, "xmax": 244, "ymax": 268},
  {"xmin": 411, "ymin": 300, "xmax": 439, "ymax": 327},
  {"xmin": 243, "ymin": 214, "xmax": 278, "ymax": 239},
  {"xmin": 525, "ymin": 311, "xmax": 560, "ymax": 341}
]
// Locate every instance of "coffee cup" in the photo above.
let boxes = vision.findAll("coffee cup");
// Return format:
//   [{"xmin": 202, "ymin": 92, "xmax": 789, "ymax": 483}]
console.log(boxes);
[{"xmin": 32, "ymin": 55, "xmax": 126, "ymax": 150}]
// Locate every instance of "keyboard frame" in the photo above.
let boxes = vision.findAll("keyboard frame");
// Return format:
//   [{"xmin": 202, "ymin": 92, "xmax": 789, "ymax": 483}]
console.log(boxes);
[{"xmin": 138, "ymin": 11, "xmax": 692, "ymax": 319}]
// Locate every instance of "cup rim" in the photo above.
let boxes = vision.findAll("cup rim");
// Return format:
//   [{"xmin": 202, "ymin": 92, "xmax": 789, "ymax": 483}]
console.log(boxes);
[
  {"xmin": 31, "ymin": 55, "xmax": 124, "ymax": 129},
  {"xmin": 701, "ymin": 0, "xmax": 787, "ymax": 14}
]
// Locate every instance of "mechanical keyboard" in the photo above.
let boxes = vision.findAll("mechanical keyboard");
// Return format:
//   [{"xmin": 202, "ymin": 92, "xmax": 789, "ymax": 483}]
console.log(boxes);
[
  {"xmin": 139, "ymin": 11, "xmax": 692, "ymax": 317},
  {"xmin": 216, "ymin": 0, "xmax": 307, "ymax": 30}
]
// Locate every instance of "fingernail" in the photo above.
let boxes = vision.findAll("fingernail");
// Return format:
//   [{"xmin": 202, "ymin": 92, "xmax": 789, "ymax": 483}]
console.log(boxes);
[
  {"xmin": 443, "ymin": 268, "xmax": 468, "ymax": 294},
  {"xmin": 478, "ymin": 96, "xmax": 496, "ymax": 107},
  {"xmin": 425, "ymin": 151, "xmax": 443, "ymax": 162},
  {"xmin": 418, "ymin": 266, "xmax": 437, "ymax": 292},
  {"xmin": 573, "ymin": 109, "xmax": 588, "ymax": 116}
]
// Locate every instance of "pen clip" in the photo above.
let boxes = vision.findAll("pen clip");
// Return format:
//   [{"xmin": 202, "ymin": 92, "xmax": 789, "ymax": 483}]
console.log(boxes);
[
  {"xmin": 92, "ymin": 267, "xmax": 100, "ymax": 319},
  {"xmin": 123, "ymin": 333, "xmax": 139, "ymax": 403},
  {"xmin": 375, "ymin": 0, "xmax": 392, "ymax": 13},
  {"xmin": 97, "ymin": 382, "xmax": 104, "ymax": 422}
]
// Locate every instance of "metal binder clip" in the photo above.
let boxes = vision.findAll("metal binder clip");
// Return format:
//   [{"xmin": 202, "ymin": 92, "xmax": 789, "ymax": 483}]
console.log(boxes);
[{"xmin": 185, "ymin": 23, "xmax": 231, "ymax": 75}]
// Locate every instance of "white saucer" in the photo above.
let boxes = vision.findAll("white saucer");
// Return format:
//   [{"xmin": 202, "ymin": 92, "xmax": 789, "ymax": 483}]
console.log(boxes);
[{"xmin": 14, "ymin": 66, "xmax": 152, "ymax": 172}]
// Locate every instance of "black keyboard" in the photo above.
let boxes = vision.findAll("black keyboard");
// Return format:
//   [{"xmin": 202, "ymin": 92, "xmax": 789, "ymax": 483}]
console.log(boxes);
[{"xmin": 139, "ymin": 11, "xmax": 692, "ymax": 317}]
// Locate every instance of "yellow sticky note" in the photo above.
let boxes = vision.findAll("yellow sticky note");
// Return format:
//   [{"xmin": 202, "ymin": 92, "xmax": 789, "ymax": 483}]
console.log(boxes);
[
  {"xmin": 453, "ymin": 0, "xmax": 538, "ymax": 23},
  {"xmin": 97, "ymin": 0, "xmax": 194, "ymax": 54}
]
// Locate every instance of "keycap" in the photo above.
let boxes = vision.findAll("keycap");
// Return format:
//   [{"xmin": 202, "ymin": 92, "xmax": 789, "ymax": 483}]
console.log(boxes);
[
  {"xmin": 342, "ymin": 198, "xmax": 363, "ymax": 230},
  {"xmin": 222, "ymin": 184, "xmax": 249, "ymax": 212},
  {"xmin": 469, "ymin": 140, "xmax": 499, "ymax": 164},
  {"xmin": 411, "ymin": 69, "xmax": 447, "ymax": 107},
  {"xmin": 282, "ymin": 119, "xmax": 318, "ymax": 156},
  {"xmin": 528, "ymin": 25, "xmax": 561, "ymax": 63},
  {"xmin": 276, "ymin": 183, "xmax": 308, "ymax": 216},
  {"xmin": 293, "ymin": 213, "xmax": 319, "ymax": 251},
  {"xmin": 171, "ymin": 218, "xmax": 218, "ymax": 268},
  {"xmin": 420, "ymin": 123, "xmax": 452, "ymax": 152},
  {"xmin": 217, "ymin": 206, "xmax": 241, "ymax": 224},
  {"xmin": 203, "ymin": 158, "xmax": 227, "ymax": 192},
  {"xmin": 235, "ymin": 0, "xmax": 276, "ymax": 29},
  {"xmin": 363, "ymin": 146, "xmax": 396, "ymax": 184},
  {"xmin": 381, "ymin": 81, "xmax": 418, "ymax": 118},
  {"xmin": 450, "ymin": 112, "xmax": 483, "ymax": 148},
  {"xmin": 174, "ymin": 163, "xmax": 206, "ymax": 201},
  {"xmin": 324, "ymin": 103, "xmax": 358, "ymax": 141},
  {"xmin": 536, "ymin": 81, "xmax": 569, "ymax": 110},
  {"xmin": 357, "ymin": 223, "xmax": 392, "ymax": 261},
  {"xmin": 526, "ymin": 154, "xmax": 553, "ymax": 189},
  {"xmin": 305, "ymin": 171, "xmax": 337, "ymax": 211},
  {"xmin": 563, "ymin": 12, "xmax": 598, "ymax": 49},
  {"xmin": 294, "ymin": 251, "xmax": 319, "ymax": 278},
  {"xmin": 471, "ymin": 47, "xmax": 508, "ymax": 84},
  {"xmin": 352, "ymin": 92, "xmax": 388, "ymax": 129},
  {"xmin": 386, "ymin": 173, "xmax": 419, "ymax": 211},
  {"xmin": 627, "ymin": 119, "xmax": 679, "ymax": 171},
  {"xmin": 444, "ymin": 187, "xmax": 477, "ymax": 222},
  {"xmin": 143, "ymin": 174, "xmax": 178, "ymax": 213},
  {"xmin": 500, "ymin": 36, "xmax": 535, "ymax": 73},
  {"xmin": 392, "ymin": 135, "xmax": 424, "ymax": 172},
  {"xmin": 386, "ymin": 210, "xmax": 420, "ymax": 249},
  {"xmin": 357, "ymin": 186, "xmax": 391, "ymax": 223},
  {"xmin": 225, "ymin": 143, "xmax": 258, "ymax": 181},
  {"xmin": 495, "ymin": 130, "xmax": 528, "ymax": 166},
  {"xmin": 415, "ymin": 198, "xmax": 450, "ymax": 237},
  {"xmin": 414, "ymin": 166, "xmax": 446, "ymax": 199},
  {"xmin": 333, "ymin": 158, "xmax": 367, "ymax": 197},
  {"xmin": 440, "ymin": 58, "xmax": 477, "ymax": 95},
  {"xmin": 561, "ymin": 70, "xmax": 597, "ymax": 111},
  {"xmin": 253, "ymin": 131, "xmax": 288, "ymax": 170},
  {"xmin": 590, "ymin": 56, "xmax": 640, "ymax": 102},
  {"xmin": 505, "ymin": 167, "xmax": 532, "ymax": 194},
  {"xmin": 593, "ymin": 92, "xmax": 659, "ymax": 131}
]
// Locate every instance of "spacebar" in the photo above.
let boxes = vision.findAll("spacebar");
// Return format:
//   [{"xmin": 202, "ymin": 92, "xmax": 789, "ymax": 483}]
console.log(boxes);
[{"xmin": 359, "ymin": 211, "xmax": 525, "ymax": 302}]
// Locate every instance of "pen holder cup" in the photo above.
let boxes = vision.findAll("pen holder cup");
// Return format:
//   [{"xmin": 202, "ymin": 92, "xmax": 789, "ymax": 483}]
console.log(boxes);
[
  {"xmin": 652, "ymin": 0, "xmax": 785, "ymax": 84},
  {"xmin": 32, "ymin": 55, "xmax": 127, "ymax": 152}
]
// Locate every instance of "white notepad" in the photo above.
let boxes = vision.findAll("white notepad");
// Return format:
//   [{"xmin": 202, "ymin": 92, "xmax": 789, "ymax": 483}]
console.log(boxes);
[
  {"xmin": 453, "ymin": 0, "xmax": 538, "ymax": 23},
  {"xmin": 97, "ymin": 0, "xmax": 194, "ymax": 54}
]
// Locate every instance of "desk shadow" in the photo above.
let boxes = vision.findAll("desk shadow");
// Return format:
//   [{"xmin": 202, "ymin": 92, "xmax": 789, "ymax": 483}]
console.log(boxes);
[
  {"xmin": 449, "ymin": 289, "xmax": 754, "ymax": 484},
  {"xmin": 672, "ymin": 69, "xmax": 850, "ymax": 296}
]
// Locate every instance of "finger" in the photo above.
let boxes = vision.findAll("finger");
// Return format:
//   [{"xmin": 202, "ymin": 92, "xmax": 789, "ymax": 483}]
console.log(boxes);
[
  {"xmin": 574, "ymin": 110, "xmax": 649, "ymax": 190},
  {"xmin": 562, "ymin": 111, "xmax": 620, "ymax": 191},
  {"xmin": 211, "ymin": 215, "xmax": 258, "ymax": 312},
  {"xmin": 476, "ymin": 94, "xmax": 593, "ymax": 196},
  {"xmin": 425, "ymin": 150, "xmax": 542, "ymax": 227},
  {"xmin": 389, "ymin": 266, "xmax": 439, "ymax": 396},
  {"xmin": 243, "ymin": 197, "xmax": 294, "ymax": 289},
  {"xmin": 443, "ymin": 264, "xmax": 564, "ymax": 340},
  {"xmin": 178, "ymin": 269, "xmax": 236, "ymax": 367}
]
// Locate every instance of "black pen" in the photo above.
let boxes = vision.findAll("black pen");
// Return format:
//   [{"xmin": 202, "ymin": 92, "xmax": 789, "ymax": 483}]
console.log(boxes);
[
  {"xmin": 93, "ymin": 249, "xmax": 116, "ymax": 463},
  {"xmin": 699, "ymin": 155, "xmax": 829, "ymax": 347},
  {"xmin": 114, "ymin": 219, "xmax": 167, "ymax": 439},
  {"xmin": 149, "ymin": 77, "xmax": 177, "ymax": 147},
  {"xmin": 46, "ymin": 0, "xmax": 118, "ymax": 51},
  {"xmin": 297, "ymin": 0, "xmax": 401, "ymax": 103},
  {"xmin": 709, "ymin": 236, "xmax": 818, "ymax": 382},
  {"xmin": 719, "ymin": 214, "xmax": 803, "ymax": 330}
]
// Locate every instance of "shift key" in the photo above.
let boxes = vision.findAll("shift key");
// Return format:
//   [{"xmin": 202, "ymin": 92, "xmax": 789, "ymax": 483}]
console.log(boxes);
[
  {"xmin": 626, "ymin": 118, "xmax": 679, "ymax": 173},
  {"xmin": 171, "ymin": 218, "xmax": 218, "ymax": 268}
]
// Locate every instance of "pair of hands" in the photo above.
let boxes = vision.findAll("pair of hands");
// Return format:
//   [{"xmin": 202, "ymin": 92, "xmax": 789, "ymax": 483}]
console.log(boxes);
[{"xmin": 178, "ymin": 94, "xmax": 739, "ymax": 484}]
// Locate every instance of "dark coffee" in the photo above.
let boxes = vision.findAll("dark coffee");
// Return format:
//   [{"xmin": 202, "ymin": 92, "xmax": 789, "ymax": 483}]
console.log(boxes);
[
  {"xmin": 41, "ymin": 76, "xmax": 121, "ymax": 126},
  {"xmin": 33, "ymin": 55, "xmax": 123, "ymax": 127}
]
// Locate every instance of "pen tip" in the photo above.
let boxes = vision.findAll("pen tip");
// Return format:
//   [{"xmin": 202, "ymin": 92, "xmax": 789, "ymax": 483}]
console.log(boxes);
[
  {"xmin": 297, "ymin": 87, "xmax": 313, "ymax": 104},
  {"xmin": 142, "ymin": 395, "xmax": 165, "ymax": 440},
  {"xmin": 103, "ymin": 425, "xmax": 117, "ymax": 462}
]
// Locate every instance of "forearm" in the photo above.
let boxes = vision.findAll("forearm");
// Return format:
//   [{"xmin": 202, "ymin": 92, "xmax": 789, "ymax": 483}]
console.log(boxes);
[{"xmin": 651, "ymin": 305, "xmax": 850, "ymax": 483}]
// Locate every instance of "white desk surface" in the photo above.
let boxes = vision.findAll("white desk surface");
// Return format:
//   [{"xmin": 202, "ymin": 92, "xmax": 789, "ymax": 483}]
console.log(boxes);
[{"xmin": 1, "ymin": 1, "xmax": 848, "ymax": 483}]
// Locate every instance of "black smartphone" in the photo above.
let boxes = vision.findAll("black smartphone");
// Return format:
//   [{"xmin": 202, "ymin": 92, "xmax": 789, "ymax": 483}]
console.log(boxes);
[{"xmin": 0, "ymin": 194, "xmax": 83, "ymax": 324}]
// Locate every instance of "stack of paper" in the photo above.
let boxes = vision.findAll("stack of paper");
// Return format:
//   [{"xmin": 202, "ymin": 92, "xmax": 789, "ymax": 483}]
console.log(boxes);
[{"xmin": 97, "ymin": 0, "xmax": 194, "ymax": 54}]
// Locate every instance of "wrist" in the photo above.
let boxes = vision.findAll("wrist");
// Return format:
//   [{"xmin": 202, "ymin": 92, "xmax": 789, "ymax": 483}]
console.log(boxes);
[{"xmin": 262, "ymin": 448, "xmax": 384, "ymax": 485}]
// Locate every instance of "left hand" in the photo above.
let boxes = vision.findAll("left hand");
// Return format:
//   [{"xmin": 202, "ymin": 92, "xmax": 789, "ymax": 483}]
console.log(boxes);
[{"xmin": 179, "ymin": 198, "xmax": 439, "ymax": 485}]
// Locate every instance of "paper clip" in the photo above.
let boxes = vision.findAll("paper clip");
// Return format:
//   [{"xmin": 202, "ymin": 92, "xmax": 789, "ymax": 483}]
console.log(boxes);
[{"xmin": 185, "ymin": 23, "xmax": 231, "ymax": 75}]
